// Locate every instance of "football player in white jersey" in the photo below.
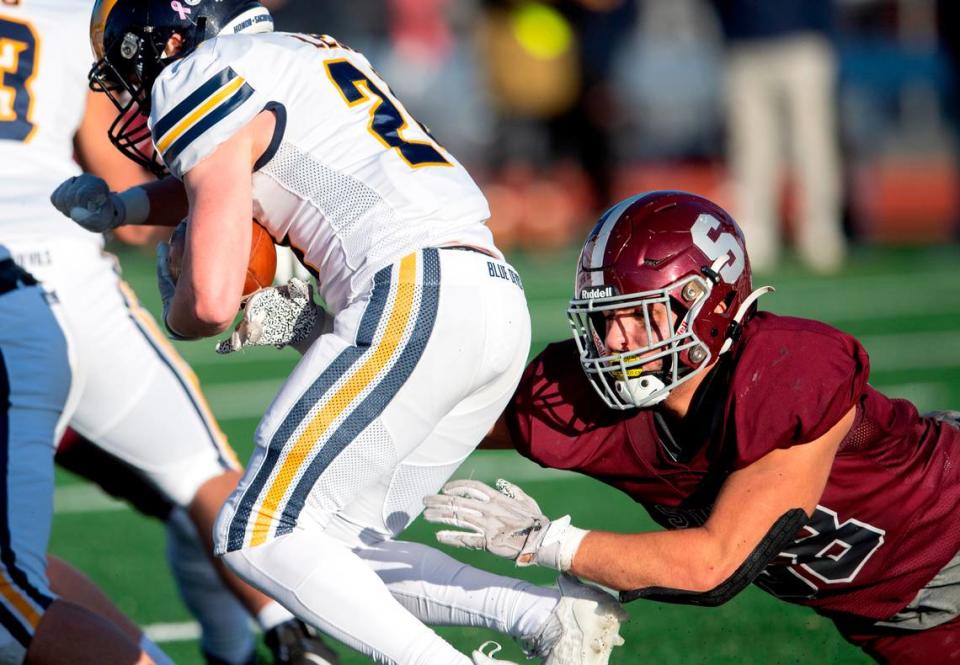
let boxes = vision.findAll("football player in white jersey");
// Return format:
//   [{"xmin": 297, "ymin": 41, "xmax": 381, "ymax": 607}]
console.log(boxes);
[
  {"xmin": 0, "ymin": 1, "xmax": 338, "ymax": 664},
  {"xmin": 51, "ymin": 0, "xmax": 629, "ymax": 663},
  {"xmin": 0, "ymin": 245, "xmax": 175, "ymax": 664}
]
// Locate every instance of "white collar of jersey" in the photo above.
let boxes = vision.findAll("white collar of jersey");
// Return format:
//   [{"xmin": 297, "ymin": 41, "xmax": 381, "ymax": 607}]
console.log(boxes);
[{"xmin": 219, "ymin": 7, "xmax": 274, "ymax": 36}]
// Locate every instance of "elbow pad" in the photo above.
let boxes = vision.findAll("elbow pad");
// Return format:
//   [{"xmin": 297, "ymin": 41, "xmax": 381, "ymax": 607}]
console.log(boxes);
[{"xmin": 620, "ymin": 508, "xmax": 808, "ymax": 607}]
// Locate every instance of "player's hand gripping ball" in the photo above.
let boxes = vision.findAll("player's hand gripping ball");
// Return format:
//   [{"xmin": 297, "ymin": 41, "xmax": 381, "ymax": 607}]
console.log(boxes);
[{"xmin": 167, "ymin": 219, "xmax": 277, "ymax": 297}]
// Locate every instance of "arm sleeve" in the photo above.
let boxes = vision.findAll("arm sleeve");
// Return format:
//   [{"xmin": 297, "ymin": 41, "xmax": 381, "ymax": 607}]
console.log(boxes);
[
  {"xmin": 149, "ymin": 40, "xmax": 267, "ymax": 178},
  {"xmin": 732, "ymin": 328, "xmax": 870, "ymax": 469},
  {"xmin": 620, "ymin": 508, "xmax": 809, "ymax": 606}
]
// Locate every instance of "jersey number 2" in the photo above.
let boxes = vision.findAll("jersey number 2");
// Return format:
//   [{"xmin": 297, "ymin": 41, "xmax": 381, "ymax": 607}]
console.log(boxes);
[
  {"xmin": 0, "ymin": 15, "xmax": 38, "ymax": 142},
  {"xmin": 324, "ymin": 59, "xmax": 450, "ymax": 169}
]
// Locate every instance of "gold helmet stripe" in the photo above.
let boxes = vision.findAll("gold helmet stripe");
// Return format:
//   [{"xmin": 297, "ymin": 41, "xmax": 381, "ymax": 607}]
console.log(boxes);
[{"xmin": 90, "ymin": 0, "xmax": 121, "ymax": 59}]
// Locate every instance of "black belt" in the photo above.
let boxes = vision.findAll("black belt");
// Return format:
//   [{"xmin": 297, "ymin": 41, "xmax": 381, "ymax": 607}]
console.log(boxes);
[{"xmin": 0, "ymin": 259, "xmax": 37, "ymax": 296}]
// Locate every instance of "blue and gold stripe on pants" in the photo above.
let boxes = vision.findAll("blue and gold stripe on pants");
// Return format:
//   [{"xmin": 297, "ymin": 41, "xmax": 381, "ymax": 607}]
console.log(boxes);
[
  {"xmin": 0, "ymin": 349, "xmax": 53, "ymax": 648},
  {"xmin": 226, "ymin": 249, "xmax": 440, "ymax": 551}
]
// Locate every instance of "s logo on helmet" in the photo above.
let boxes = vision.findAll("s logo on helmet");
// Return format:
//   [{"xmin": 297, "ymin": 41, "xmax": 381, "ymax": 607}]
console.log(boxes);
[{"xmin": 691, "ymin": 214, "xmax": 745, "ymax": 283}]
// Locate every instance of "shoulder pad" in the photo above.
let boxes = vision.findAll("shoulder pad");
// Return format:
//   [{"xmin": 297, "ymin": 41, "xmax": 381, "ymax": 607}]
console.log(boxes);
[{"xmin": 149, "ymin": 37, "xmax": 263, "ymax": 177}]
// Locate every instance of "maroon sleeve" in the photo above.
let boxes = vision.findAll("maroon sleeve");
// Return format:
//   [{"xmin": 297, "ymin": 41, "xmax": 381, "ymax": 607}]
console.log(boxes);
[
  {"xmin": 730, "ymin": 318, "xmax": 870, "ymax": 469},
  {"xmin": 505, "ymin": 340, "xmax": 624, "ymax": 468}
]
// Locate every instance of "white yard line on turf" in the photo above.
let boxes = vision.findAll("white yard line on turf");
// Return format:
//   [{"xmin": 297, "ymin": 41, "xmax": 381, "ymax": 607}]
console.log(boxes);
[{"xmin": 144, "ymin": 621, "xmax": 202, "ymax": 643}]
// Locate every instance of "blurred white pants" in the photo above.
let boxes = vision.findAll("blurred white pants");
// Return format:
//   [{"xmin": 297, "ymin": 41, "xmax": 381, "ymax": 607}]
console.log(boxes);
[
  {"xmin": 218, "ymin": 247, "xmax": 556, "ymax": 664},
  {"xmin": 726, "ymin": 33, "xmax": 845, "ymax": 273}
]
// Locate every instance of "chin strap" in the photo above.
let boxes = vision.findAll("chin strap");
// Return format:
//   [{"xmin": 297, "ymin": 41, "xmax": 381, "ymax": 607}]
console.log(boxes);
[{"xmin": 718, "ymin": 285, "xmax": 775, "ymax": 355}]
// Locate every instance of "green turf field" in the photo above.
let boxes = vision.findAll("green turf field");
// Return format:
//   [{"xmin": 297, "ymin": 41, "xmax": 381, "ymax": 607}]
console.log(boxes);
[{"xmin": 50, "ymin": 242, "xmax": 960, "ymax": 664}]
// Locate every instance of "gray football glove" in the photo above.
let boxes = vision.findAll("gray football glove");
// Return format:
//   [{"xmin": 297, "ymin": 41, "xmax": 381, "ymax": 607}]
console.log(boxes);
[
  {"xmin": 423, "ymin": 479, "xmax": 589, "ymax": 571},
  {"xmin": 215, "ymin": 278, "xmax": 330, "ymax": 354},
  {"xmin": 50, "ymin": 174, "xmax": 149, "ymax": 233}
]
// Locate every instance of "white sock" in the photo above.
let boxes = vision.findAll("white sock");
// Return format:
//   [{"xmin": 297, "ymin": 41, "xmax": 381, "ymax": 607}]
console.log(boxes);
[
  {"xmin": 356, "ymin": 538, "xmax": 559, "ymax": 641},
  {"xmin": 256, "ymin": 600, "xmax": 294, "ymax": 632},
  {"xmin": 165, "ymin": 508, "xmax": 257, "ymax": 665}
]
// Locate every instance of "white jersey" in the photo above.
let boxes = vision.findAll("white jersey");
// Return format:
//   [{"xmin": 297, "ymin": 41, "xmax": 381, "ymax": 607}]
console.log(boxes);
[
  {"xmin": 149, "ymin": 33, "xmax": 495, "ymax": 313},
  {"xmin": 0, "ymin": 0, "xmax": 97, "ymax": 243}
]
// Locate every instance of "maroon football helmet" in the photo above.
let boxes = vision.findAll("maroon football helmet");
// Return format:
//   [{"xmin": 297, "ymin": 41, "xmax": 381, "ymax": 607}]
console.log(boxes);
[{"xmin": 568, "ymin": 191, "xmax": 770, "ymax": 409}]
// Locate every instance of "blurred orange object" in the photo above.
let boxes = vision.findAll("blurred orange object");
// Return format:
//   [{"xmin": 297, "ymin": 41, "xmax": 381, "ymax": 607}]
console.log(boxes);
[{"xmin": 851, "ymin": 158, "xmax": 959, "ymax": 243}]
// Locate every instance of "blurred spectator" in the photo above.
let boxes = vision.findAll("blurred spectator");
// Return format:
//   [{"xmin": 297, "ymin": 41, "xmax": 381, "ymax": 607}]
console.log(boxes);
[
  {"xmin": 712, "ymin": 0, "xmax": 846, "ymax": 273},
  {"xmin": 479, "ymin": 0, "xmax": 636, "ymax": 248}
]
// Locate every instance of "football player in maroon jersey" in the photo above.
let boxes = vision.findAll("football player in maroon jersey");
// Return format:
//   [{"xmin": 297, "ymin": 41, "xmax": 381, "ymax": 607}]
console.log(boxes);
[{"xmin": 423, "ymin": 191, "xmax": 960, "ymax": 663}]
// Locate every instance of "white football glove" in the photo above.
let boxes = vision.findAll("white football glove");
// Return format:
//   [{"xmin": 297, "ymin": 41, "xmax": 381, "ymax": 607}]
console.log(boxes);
[
  {"xmin": 215, "ymin": 277, "xmax": 330, "ymax": 354},
  {"xmin": 50, "ymin": 174, "xmax": 150, "ymax": 233},
  {"xmin": 423, "ymin": 479, "xmax": 589, "ymax": 571},
  {"xmin": 273, "ymin": 245, "xmax": 312, "ymax": 285}
]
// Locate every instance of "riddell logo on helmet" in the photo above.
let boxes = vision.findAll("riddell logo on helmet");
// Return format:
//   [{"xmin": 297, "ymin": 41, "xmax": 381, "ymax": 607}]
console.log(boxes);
[{"xmin": 580, "ymin": 286, "xmax": 616, "ymax": 299}]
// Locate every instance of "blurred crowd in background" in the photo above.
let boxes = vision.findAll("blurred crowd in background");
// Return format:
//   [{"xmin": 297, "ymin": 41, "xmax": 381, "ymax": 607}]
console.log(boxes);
[{"xmin": 259, "ymin": 0, "xmax": 960, "ymax": 273}]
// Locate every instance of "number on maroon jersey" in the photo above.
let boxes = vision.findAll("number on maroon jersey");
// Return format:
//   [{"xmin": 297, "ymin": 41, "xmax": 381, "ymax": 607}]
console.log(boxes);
[{"xmin": 755, "ymin": 505, "xmax": 885, "ymax": 600}]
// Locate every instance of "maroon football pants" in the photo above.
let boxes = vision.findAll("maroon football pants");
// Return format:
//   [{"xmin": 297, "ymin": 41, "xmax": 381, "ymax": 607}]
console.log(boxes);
[{"xmin": 836, "ymin": 614, "xmax": 960, "ymax": 664}]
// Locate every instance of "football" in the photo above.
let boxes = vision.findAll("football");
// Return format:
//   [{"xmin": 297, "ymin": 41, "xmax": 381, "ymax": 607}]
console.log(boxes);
[
  {"xmin": 167, "ymin": 219, "xmax": 277, "ymax": 297},
  {"xmin": 244, "ymin": 220, "xmax": 277, "ymax": 295}
]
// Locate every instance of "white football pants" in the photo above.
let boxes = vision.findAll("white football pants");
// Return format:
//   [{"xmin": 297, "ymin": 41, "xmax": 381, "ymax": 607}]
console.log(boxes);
[
  {"xmin": 218, "ymin": 248, "xmax": 556, "ymax": 664},
  {"xmin": 6, "ymin": 235, "xmax": 287, "ymax": 657},
  {"xmin": 7, "ymin": 236, "xmax": 239, "ymax": 506}
]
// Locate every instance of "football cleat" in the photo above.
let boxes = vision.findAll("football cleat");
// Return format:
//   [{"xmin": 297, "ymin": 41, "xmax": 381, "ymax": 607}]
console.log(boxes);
[
  {"xmin": 264, "ymin": 619, "xmax": 340, "ymax": 665},
  {"xmin": 524, "ymin": 574, "xmax": 627, "ymax": 665},
  {"xmin": 472, "ymin": 641, "xmax": 519, "ymax": 665}
]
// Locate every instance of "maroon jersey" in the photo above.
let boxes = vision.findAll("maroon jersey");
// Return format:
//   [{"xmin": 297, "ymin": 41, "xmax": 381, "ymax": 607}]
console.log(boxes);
[{"xmin": 507, "ymin": 311, "xmax": 960, "ymax": 621}]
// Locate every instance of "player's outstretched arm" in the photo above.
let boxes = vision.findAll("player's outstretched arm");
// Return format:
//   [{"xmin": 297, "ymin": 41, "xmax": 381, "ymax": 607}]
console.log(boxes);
[{"xmin": 426, "ymin": 406, "xmax": 855, "ymax": 604}]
